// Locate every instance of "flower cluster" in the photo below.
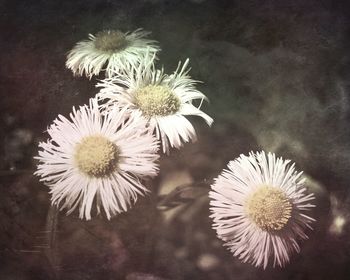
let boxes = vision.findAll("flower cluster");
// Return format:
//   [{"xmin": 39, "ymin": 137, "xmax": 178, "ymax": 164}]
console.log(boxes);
[
  {"xmin": 36, "ymin": 28, "xmax": 212, "ymax": 220},
  {"xmin": 35, "ymin": 27, "xmax": 316, "ymax": 269}
]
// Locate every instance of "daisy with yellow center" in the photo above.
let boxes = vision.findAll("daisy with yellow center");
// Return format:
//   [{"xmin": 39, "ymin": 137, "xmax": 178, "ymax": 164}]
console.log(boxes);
[
  {"xmin": 35, "ymin": 98, "xmax": 159, "ymax": 220},
  {"xmin": 66, "ymin": 29, "xmax": 160, "ymax": 79},
  {"xmin": 209, "ymin": 151, "xmax": 315, "ymax": 268},
  {"xmin": 97, "ymin": 54, "xmax": 213, "ymax": 153}
]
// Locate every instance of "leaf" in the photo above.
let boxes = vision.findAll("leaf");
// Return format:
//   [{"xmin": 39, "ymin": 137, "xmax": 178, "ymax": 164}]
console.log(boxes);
[{"xmin": 157, "ymin": 181, "xmax": 210, "ymax": 211}]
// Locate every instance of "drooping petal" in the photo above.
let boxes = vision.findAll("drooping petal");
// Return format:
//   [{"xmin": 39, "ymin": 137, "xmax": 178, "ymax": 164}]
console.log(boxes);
[
  {"xmin": 66, "ymin": 29, "xmax": 160, "ymax": 78},
  {"xmin": 97, "ymin": 56, "xmax": 213, "ymax": 154}
]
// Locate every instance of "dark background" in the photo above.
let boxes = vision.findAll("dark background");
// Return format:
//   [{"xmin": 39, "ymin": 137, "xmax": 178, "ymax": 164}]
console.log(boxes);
[{"xmin": 1, "ymin": 0, "xmax": 350, "ymax": 279}]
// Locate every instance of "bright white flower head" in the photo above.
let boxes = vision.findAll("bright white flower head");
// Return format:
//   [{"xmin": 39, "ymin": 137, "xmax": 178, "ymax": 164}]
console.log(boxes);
[
  {"xmin": 209, "ymin": 151, "xmax": 315, "ymax": 269},
  {"xmin": 35, "ymin": 98, "xmax": 159, "ymax": 220},
  {"xmin": 66, "ymin": 29, "xmax": 160, "ymax": 79},
  {"xmin": 96, "ymin": 54, "xmax": 213, "ymax": 153}
]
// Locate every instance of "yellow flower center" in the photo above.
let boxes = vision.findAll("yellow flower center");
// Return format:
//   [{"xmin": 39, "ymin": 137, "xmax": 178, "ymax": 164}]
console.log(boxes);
[
  {"xmin": 94, "ymin": 30, "xmax": 128, "ymax": 52},
  {"xmin": 74, "ymin": 135, "xmax": 119, "ymax": 177},
  {"xmin": 134, "ymin": 85, "xmax": 181, "ymax": 117},
  {"xmin": 245, "ymin": 185, "xmax": 292, "ymax": 231}
]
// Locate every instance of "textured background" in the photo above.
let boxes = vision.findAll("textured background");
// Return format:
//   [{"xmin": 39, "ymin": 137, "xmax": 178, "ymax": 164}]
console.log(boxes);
[{"xmin": 1, "ymin": 0, "xmax": 350, "ymax": 279}]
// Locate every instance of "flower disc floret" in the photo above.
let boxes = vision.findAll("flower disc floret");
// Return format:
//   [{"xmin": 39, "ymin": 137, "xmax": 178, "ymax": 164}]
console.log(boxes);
[
  {"xmin": 94, "ymin": 30, "xmax": 128, "ymax": 52},
  {"xmin": 134, "ymin": 85, "xmax": 181, "ymax": 117},
  {"xmin": 245, "ymin": 185, "xmax": 292, "ymax": 231},
  {"xmin": 75, "ymin": 135, "xmax": 119, "ymax": 177}
]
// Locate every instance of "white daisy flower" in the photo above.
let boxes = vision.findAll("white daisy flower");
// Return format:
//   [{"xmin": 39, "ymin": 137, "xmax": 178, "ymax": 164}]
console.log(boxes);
[
  {"xmin": 209, "ymin": 151, "xmax": 315, "ymax": 268},
  {"xmin": 96, "ymin": 54, "xmax": 213, "ymax": 153},
  {"xmin": 66, "ymin": 29, "xmax": 160, "ymax": 78},
  {"xmin": 35, "ymin": 98, "xmax": 159, "ymax": 220}
]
